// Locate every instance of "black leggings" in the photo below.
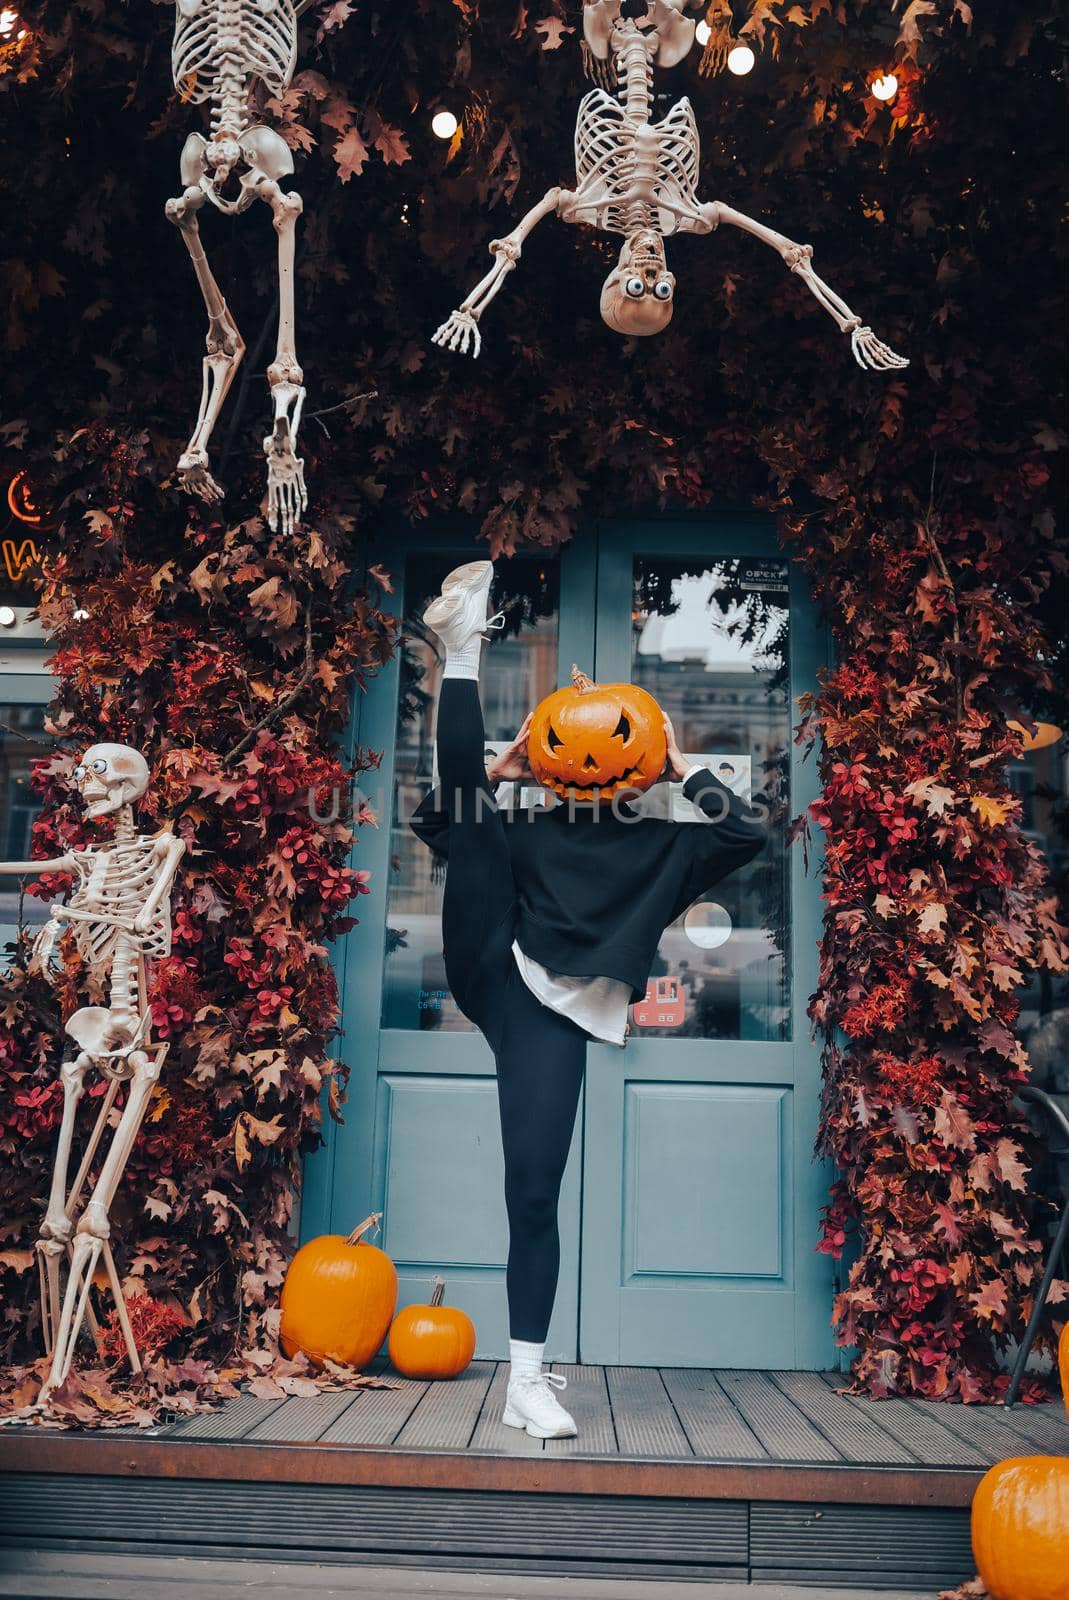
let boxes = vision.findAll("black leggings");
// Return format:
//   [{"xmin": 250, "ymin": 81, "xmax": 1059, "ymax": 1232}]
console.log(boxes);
[{"xmin": 437, "ymin": 678, "xmax": 586, "ymax": 1343}]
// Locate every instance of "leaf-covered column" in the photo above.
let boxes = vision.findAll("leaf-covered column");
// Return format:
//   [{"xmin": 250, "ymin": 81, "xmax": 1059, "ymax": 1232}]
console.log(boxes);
[
  {"xmin": 0, "ymin": 422, "xmax": 394, "ymax": 1403},
  {"xmin": 796, "ymin": 506, "xmax": 1069, "ymax": 1401}
]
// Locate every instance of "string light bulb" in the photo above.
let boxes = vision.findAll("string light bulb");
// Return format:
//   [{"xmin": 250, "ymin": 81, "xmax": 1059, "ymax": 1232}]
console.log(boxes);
[
  {"xmin": 0, "ymin": 607, "xmax": 16, "ymax": 628},
  {"xmin": 431, "ymin": 109, "xmax": 458, "ymax": 140},
  {"xmin": 695, "ymin": 19, "xmax": 711, "ymax": 45},
  {"xmin": 871, "ymin": 73, "xmax": 899, "ymax": 102},
  {"xmin": 726, "ymin": 43, "xmax": 755, "ymax": 75},
  {"xmin": 0, "ymin": 8, "xmax": 18, "ymax": 36}
]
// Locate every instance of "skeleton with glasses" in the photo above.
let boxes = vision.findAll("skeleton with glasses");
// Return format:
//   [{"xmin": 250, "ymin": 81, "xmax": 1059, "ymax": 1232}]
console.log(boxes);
[
  {"xmin": 433, "ymin": 0, "xmax": 907, "ymax": 372},
  {"xmin": 0, "ymin": 744, "xmax": 185, "ymax": 1403}
]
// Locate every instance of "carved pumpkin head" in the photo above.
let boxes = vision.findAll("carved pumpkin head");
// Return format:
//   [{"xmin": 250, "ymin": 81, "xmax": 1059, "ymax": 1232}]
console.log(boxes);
[{"xmin": 527, "ymin": 665, "xmax": 667, "ymax": 801}]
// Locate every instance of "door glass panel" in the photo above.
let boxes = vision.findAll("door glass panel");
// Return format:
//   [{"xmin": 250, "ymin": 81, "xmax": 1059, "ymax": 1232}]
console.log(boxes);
[
  {"xmin": 383, "ymin": 555, "xmax": 560, "ymax": 1031},
  {"xmin": 0, "ymin": 702, "xmax": 49, "ymax": 961},
  {"xmin": 630, "ymin": 556, "xmax": 791, "ymax": 1041}
]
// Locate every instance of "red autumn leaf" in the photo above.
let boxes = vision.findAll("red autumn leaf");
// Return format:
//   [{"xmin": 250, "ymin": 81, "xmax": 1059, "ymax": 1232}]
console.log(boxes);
[
  {"xmin": 334, "ymin": 124, "xmax": 370, "ymax": 182},
  {"xmin": 993, "ymin": 1138, "xmax": 1029, "ymax": 1191},
  {"xmin": 933, "ymin": 1091, "xmax": 976, "ymax": 1153},
  {"xmin": 970, "ymin": 1278, "xmax": 1008, "ymax": 1323}
]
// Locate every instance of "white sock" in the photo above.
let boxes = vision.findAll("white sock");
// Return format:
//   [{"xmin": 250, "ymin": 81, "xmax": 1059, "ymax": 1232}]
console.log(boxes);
[
  {"xmin": 509, "ymin": 1338, "xmax": 545, "ymax": 1381},
  {"xmin": 442, "ymin": 633, "xmax": 483, "ymax": 681}
]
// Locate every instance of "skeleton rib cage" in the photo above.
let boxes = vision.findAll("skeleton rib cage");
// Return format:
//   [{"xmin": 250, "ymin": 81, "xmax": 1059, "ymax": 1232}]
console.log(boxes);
[
  {"xmin": 172, "ymin": 0, "xmax": 297, "ymax": 118},
  {"xmin": 66, "ymin": 841, "xmax": 174, "ymax": 973},
  {"xmin": 572, "ymin": 90, "xmax": 704, "ymax": 238}
]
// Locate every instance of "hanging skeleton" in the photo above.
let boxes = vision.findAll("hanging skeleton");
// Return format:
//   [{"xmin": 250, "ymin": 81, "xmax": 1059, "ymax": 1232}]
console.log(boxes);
[
  {"xmin": 433, "ymin": 0, "xmax": 908, "ymax": 372},
  {"xmin": 165, "ymin": 0, "xmax": 308, "ymax": 534},
  {"xmin": 0, "ymin": 747, "xmax": 185, "ymax": 1404}
]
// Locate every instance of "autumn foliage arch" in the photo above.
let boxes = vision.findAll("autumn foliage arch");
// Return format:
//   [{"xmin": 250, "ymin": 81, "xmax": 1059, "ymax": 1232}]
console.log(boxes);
[{"xmin": 1, "ymin": 0, "xmax": 1067, "ymax": 1410}]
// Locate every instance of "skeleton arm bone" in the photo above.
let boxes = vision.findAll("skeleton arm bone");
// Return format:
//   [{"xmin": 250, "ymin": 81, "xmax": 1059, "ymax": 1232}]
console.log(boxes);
[
  {"xmin": 133, "ymin": 836, "xmax": 186, "ymax": 934},
  {"xmin": 433, "ymin": 188, "xmax": 564, "ymax": 359},
  {"xmin": 0, "ymin": 860, "xmax": 73, "ymax": 876},
  {"xmin": 700, "ymin": 202, "xmax": 908, "ymax": 372}
]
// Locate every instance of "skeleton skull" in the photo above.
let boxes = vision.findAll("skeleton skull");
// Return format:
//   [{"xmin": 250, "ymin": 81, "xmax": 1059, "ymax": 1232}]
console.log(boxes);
[
  {"xmin": 600, "ymin": 231, "xmax": 676, "ymax": 336},
  {"xmin": 74, "ymin": 745, "xmax": 150, "ymax": 819}
]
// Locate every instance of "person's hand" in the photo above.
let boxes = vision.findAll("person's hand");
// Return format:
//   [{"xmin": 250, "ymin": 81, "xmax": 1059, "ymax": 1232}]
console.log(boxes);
[
  {"xmin": 486, "ymin": 713, "xmax": 534, "ymax": 785},
  {"xmin": 661, "ymin": 713, "xmax": 691, "ymax": 783}
]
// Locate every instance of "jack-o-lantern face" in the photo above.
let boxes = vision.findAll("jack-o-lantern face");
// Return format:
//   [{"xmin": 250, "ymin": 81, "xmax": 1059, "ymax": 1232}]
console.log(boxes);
[{"xmin": 527, "ymin": 665, "xmax": 668, "ymax": 801}]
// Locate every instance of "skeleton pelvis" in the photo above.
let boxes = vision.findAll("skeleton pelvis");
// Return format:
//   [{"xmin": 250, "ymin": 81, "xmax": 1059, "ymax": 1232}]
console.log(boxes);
[
  {"xmin": 180, "ymin": 127, "xmax": 295, "ymax": 190},
  {"xmin": 66, "ymin": 1006, "xmax": 143, "ymax": 1069}
]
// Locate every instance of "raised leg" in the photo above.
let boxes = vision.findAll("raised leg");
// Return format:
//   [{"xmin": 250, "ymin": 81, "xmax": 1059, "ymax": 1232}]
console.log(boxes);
[
  {"xmin": 700, "ymin": 200, "xmax": 909, "ymax": 372},
  {"xmin": 35, "ymin": 1051, "xmax": 91, "ymax": 1356},
  {"xmin": 38, "ymin": 1047, "xmax": 164, "ymax": 1403},
  {"xmin": 432, "ymin": 188, "xmax": 564, "ymax": 359},
  {"xmin": 165, "ymin": 184, "xmax": 246, "ymax": 504},
  {"xmin": 255, "ymin": 179, "xmax": 307, "ymax": 535}
]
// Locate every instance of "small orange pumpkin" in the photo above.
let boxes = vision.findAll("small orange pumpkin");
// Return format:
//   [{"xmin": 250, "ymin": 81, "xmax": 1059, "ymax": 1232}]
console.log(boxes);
[
  {"xmin": 1059, "ymin": 1320, "xmax": 1069, "ymax": 1416},
  {"xmin": 527, "ymin": 664, "xmax": 667, "ymax": 801},
  {"xmin": 388, "ymin": 1275, "xmax": 476, "ymax": 1379},
  {"xmin": 971, "ymin": 1455, "xmax": 1069, "ymax": 1600},
  {"xmin": 280, "ymin": 1212, "xmax": 398, "ymax": 1369}
]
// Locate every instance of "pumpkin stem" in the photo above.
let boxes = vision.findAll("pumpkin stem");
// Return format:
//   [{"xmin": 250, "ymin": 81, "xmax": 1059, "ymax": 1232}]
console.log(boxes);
[
  {"xmin": 571, "ymin": 664, "xmax": 596, "ymax": 693},
  {"xmin": 430, "ymin": 1275, "xmax": 446, "ymax": 1307},
  {"xmin": 345, "ymin": 1212, "xmax": 382, "ymax": 1247}
]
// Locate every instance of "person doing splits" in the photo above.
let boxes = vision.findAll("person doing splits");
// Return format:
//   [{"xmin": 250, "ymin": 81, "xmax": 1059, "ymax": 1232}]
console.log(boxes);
[{"xmin": 411, "ymin": 560, "xmax": 768, "ymax": 1439}]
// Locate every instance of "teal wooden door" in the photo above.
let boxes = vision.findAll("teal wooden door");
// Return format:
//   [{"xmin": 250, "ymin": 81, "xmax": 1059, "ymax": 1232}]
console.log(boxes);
[
  {"xmin": 302, "ymin": 517, "xmax": 834, "ymax": 1367},
  {"xmin": 301, "ymin": 537, "xmax": 598, "ymax": 1361},
  {"xmin": 579, "ymin": 521, "xmax": 834, "ymax": 1367}
]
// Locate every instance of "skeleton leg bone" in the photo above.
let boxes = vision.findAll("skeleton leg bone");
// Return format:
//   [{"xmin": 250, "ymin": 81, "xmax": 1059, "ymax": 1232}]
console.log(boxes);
[
  {"xmin": 433, "ymin": 188, "xmax": 564, "ymax": 359},
  {"xmin": 165, "ymin": 184, "xmax": 247, "ymax": 503},
  {"xmin": 35, "ymin": 1051, "xmax": 91, "ymax": 1356},
  {"xmin": 255, "ymin": 179, "xmax": 307, "ymax": 535},
  {"xmin": 38, "ymin": 1048, "xmax": 163, "ymax": 1403},
  {"xmin": 701, "ymin": 201, "xmax": 909, "ymax": 371}
]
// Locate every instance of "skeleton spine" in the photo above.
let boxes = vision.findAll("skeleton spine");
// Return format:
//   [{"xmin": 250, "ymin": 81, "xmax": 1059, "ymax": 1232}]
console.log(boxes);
[
  {"xmin": 107, "ymin": 809, "xmax": 140, "ymax": 1030},
  {"xmin": 616, "ymin": 27, "xmax": 652, "ymax": 127},
  {"xmin": 209, "ymin": 0, "xmax": 251, "ymax": 142}
]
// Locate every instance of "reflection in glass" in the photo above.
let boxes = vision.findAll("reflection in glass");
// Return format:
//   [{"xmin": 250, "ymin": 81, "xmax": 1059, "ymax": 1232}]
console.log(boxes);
[
  {"xmin": 0, "ymin": 702, "xmax": 49, "ymax": 959},
  {"xmin": 383, "ymin": 555, "xmax": 560, "ymax": 1031},
  {"xmin": 630, "ymin": 557, "xmax": 791, "ymax": 1041}
]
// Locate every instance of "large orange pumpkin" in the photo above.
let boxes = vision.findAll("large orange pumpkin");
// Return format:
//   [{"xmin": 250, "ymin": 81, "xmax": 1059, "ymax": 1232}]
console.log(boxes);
[
  {"xmin": 280, "ymin": 1212, "xmax": 398, "ymax": 1369},
  {"xmin": 527, "ymin": 665, "xmax": 667, "ymax": 801},
  {"xmin": 971, "ymin": 1455, "xmax": 1069, "ymax": 1600},
  {"xmin": 387, "ymin": 1275, "xmax": 476, "ymax": 1379}
]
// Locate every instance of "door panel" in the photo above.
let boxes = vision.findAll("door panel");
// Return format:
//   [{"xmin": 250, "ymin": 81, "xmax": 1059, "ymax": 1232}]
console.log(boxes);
[
  {"xmin": 581, "ymin": 521, "xmax": 834, "ymax": 1367},
  {"xmin": 623, "ymin": 1083, "xmax": 787, "ymax": 1279}
]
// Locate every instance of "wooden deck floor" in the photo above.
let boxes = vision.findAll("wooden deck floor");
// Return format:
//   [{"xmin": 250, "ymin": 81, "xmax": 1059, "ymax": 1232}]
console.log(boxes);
[
  {"xmin": 5, "ymin": 1365, "xmax": 1067, "ymax": 1590},
  {"xmin": 159, "ymin": 1361, "xmax": 1069, "ymax": 1475}
]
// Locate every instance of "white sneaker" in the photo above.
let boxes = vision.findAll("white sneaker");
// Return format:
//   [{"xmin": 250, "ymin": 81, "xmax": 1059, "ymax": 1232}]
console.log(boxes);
[
  {"xmin": 422, "ymin": 560, "xmax": 503, "ymax": 652},
  {"xmin": 502, "ymin": 1370, "xmax": 578, "ymax": 1439}
]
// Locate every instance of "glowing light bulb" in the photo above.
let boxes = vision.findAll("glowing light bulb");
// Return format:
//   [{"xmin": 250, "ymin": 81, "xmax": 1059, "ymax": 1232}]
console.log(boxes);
[
  {"xmin": 726, "ymin": 43, "xmax": 755, "ymax": 75},
  {"xmin": 0, "ymin": 9, "xmax": 18, "ymax": 37},
  {"xmin": 695, "ymin": 19, "xmax": 711, "ymax": 46},
  {"xmin": 431, "ymin": 109, "xmax": 458, "ymax": 141},
  {"xmin": 0, "ymin": 607, "xmax": 16, "ymax": 628},
  {"xmin": 871, "ymin": 73, "xmax": 899, "ymax": 102},
  {"xmin": 72, "ymin": 607, "xmax": 90, "ymax": 621}
]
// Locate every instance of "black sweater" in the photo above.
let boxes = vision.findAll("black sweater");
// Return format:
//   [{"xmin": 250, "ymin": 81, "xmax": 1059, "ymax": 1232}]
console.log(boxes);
[{"xmin": 409, "ymin": 770, "xmax": 769, "ymax": 1001}]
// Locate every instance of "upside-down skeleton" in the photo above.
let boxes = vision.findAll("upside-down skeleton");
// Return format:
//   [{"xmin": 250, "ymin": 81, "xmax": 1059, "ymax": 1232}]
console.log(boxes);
[
  {"xmin": 165, "ymin": 0, "xmax": 309, "ymax": 533},
  {"xmin": 433, "ymin": 0, "xmax": 908, "ymax": 372}
]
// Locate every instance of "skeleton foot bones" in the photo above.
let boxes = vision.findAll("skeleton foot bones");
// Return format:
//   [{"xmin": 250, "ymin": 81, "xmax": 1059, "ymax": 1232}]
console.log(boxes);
[
  {"xmin": 166, "ymin": 0, "xmax": 309, "ymax": 530},
  {"xmin": 433, "ymin": 0, "xmax": 907, "ymax": 372},
  {"xmin": 0, "ymin": 745, "xmax": 184, "ymax": 1406}
]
